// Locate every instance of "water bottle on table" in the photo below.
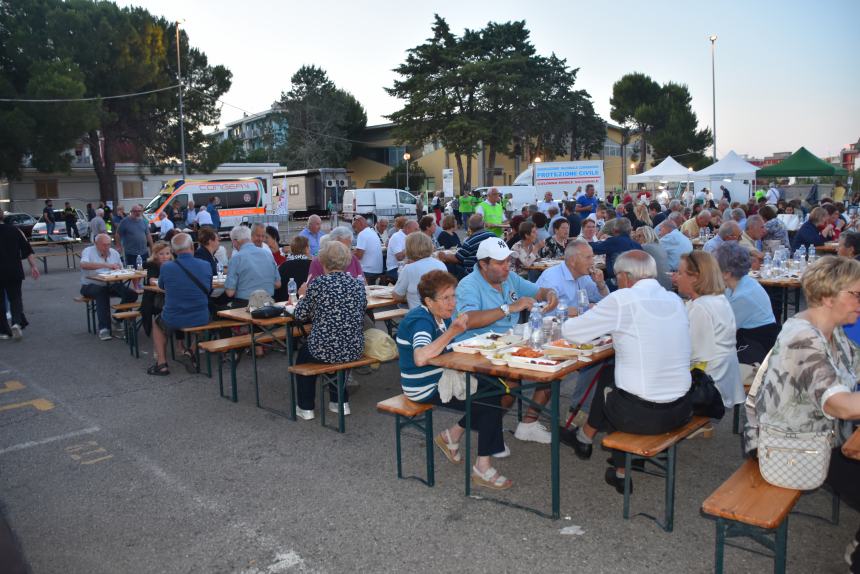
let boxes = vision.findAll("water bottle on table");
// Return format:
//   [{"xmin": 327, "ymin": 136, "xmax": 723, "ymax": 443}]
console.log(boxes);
[
  {"xmin": 808, "ymin": 245, "xmax": 816, "ymax": 263},
  {"xmin": 216, "ymin": 261, "xmax": 223, "ymax": 277},
  {"xmin": 577, "ymin": 289, "xmax": 589, "ymax": 316},
  {"xmin": 287, "ymin": 277, "xmax": 298, "ymax": 305},
  {"xmin": 528, "ymin": 304, "xmax": 544, "ymax": 350},
  {"xmin": 136, "ymin": 254, "xmax": 143, "ymax": 271}
]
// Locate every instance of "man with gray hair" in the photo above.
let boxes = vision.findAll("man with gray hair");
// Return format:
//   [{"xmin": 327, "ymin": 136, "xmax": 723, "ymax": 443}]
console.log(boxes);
[
  {"xmin": 537, "ymin": 240, "xmax": 608, "ymax": 310},
  {"xmin": 730, "ymin": 207, "xmax": 747, "ymax": 230},
  {"xmin": 703, "ymin": 220, "xmax": 741, "ymax": 254},
  {"xmin": 225, "ymin": 224, "xmax": 280, "ymax": 306},
  {"xmin": 438, "ymin": 214, "xmax": 496, "ymax": 277},
  {"xmin": 680, "ymin": 209, "xmax": 712, "ymax": 239},
  {"xmin": 657, "ymin": 218, "xmax": 693, "ymax": 271},
  {"xmin": 299, "ymin": 214, "xmax": 324, "ymax": 256},
  {"xmin": 146, "ymin": 232, "xmax": 213, "ymax": 376},
  {"xmin": 89, "ymin": 208, "xmax": 108, "ymax": 240},
  {"xmin": 739, "ymin": 214, "xmax": 765, "ymax": 265},
  {"xmin": 560, "ymin": 250, "xmax": 693, "ymax": 494},
  {"xmin": 79, "ymin": 233, "xmax": 138, "ymax": 340}
]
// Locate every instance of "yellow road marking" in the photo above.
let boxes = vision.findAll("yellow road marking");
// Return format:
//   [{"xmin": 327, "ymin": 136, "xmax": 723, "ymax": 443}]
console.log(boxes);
[
  {"xmin": 0, "ymin": 381, "xmax": 24, "ymax": 394},
  {"xmin": 0, "ymin": 398, "xmax": 54, "ymax": 412}
]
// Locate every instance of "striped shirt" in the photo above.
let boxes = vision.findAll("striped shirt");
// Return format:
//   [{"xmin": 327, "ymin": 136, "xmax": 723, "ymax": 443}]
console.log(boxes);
[
  {"xmin": 396, "ymin": 306, "xmax": 450, "ymax": 402},
  {"xmin": 455, "ymin": 230, "xmax": 496, "ymax": 274}
]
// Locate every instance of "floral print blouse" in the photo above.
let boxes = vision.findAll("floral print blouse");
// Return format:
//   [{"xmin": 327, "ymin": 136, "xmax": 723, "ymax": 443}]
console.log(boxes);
[
  {"xmin": 539, "ymin": 236, "xmax": 567, "ymax": 259},
  {"xmin": 510, "ymin": 240, "xmax": 540, "ymax": 276},
  {"xmin": 293, "ymin": 271, "xmax": 366, "ymax": 363},
  {"xmin": 745, "ymin": 317, "xmax": 857, "ymax": 452}
]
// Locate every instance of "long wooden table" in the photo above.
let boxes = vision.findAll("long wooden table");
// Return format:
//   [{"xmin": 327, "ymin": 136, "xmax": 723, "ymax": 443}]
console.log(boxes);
[
  {"xmin": 755, "ymin": 275, "xmax": 802, "ymax": 322},
  {"xmin": 88, "ymin": 270, "xmax": 147, "ymax": 284},
  {"xmin": 427, "ymin": 347, "xmax": 614, "ymax": 519},
  {"xmin": 843, "ymin": 428, "xmax": 860, "ymax": 461},
  {"xmin": 31, "ymin": 238, "xmax": 83, "ymax": 273}
]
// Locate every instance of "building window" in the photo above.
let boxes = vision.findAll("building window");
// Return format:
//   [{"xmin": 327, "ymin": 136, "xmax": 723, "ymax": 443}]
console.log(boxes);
[
  {"xmin": 122, "ymin": 181, "xmax": 143, "ymax": 199},
  {"xmin": 35, "ymin": 180, "xmax": 58, "ymax": 199},
  {"xmin": 385, "ymin": 146, "xmax": 407, "ymax": 167},
  {"xmin": 603, "ymin": 139, "xmax": 622, "ymax": 157},
  {"xmin": 289, "ymin": 184, "xmax": 300, "ymax": 196}
]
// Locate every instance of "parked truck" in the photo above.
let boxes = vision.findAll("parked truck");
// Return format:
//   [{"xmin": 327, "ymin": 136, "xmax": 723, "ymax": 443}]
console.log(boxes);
[{"xmin": 341, "ymin": 188, "xmax": 419, "ymax": 224}]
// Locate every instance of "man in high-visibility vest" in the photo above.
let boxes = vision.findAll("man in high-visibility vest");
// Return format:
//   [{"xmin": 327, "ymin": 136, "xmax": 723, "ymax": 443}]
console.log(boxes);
[
  {"xmin": 476, "ymin": 187, "xmax": 506, "ymax": 237},
  {"xmin": 458, "ymin": 190, "xmax": 475, "ymax": 228}
]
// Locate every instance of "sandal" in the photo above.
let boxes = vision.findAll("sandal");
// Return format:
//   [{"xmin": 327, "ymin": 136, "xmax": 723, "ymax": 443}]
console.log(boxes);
[
  {"xmin": 434, "ymin": 429, "xmax": 462, "ymax": 464},
  {"xmin": 472, "ymin": 465, "xmax": 512, "ymax": 490},
  {"xmin": 147, "ymin": 363, "xmax": 170, "ymax": 376}
]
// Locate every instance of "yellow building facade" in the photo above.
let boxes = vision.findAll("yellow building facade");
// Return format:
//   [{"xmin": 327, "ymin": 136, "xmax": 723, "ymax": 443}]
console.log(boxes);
[{"xmin": 346, "ymin": 123, "xmax": 648, "ymax": 195}]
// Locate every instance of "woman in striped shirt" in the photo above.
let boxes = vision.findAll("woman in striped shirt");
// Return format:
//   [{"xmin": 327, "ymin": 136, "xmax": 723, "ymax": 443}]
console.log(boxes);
[{"xmin": 396, "ymin": 270, "xmax": 510, "ymax": 490}]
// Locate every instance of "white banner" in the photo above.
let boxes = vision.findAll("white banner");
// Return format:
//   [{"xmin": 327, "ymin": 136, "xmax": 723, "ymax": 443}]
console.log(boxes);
[
  {"xmin": 534, "ymin": 161, "xmax": 605, "ymax": 199},
  {"xmin": 442, "ymin": 168, "xmax": 454, "ymax": 197}
]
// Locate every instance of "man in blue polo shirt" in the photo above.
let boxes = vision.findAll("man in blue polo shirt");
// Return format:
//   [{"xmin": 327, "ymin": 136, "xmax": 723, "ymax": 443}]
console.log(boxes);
[
  {"xmin": 455, "ymin": 237, "xmax": 559, "ymax": 445},
  {"xmin": 224, "ymin": 225, "xmax": 281, "ymax": 306},
  {"xmin": 148, "ymin": 233, "xmax": 212, "ymax": 376},
  {"xmin": 575, "ymin": 184, "xmax": 599, "ymax": 216}
]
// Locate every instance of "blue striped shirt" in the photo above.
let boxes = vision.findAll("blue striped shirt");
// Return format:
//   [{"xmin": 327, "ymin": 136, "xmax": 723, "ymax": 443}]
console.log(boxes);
[{"xmin": 396, "ymin": 306, "xmax": 450, "ymax": 402}]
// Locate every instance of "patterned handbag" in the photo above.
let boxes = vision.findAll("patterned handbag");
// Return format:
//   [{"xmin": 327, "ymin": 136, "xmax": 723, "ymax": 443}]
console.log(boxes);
[{"xmin": 758, "ymin": 423, "xmax": 834, "ymax": 490}]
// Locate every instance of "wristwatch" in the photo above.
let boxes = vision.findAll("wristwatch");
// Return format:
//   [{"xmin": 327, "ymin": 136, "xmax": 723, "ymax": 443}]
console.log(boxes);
[{"xmin": 500, "ymin": 304, "xmax": 511, "ymax": 316}]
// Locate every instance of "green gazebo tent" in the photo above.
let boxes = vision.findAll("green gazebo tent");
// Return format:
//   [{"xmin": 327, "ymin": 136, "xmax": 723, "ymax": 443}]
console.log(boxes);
[{"xmin": 756, "ymin": 146, "xmax": 848, "ymax": 177}]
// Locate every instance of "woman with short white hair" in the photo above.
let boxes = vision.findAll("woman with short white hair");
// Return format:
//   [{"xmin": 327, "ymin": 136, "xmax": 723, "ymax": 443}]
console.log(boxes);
[{"xmin": 303, "ymin": 225, "xmax": 365, "ymax": 290}]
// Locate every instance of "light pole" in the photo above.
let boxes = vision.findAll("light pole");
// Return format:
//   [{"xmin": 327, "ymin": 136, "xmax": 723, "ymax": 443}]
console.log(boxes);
[
  {"xmin": 176, "ymin": 21, "xmax": 187, "ymax": 179},
  {"xmin": 403, "ymin": 152, "xmax": 411, "ymax": 192},
  {"xmin": 709, "ymin": 34, "xmax": 717, "ymax": 162}
]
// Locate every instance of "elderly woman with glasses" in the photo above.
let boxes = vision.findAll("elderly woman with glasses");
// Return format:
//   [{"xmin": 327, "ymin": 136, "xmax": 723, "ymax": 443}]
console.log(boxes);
[
  {"xmin": 745, "ymin": 257, "xmax": 860, "ymax": 571},
  {"xmin": 396, "ymin": 270, "xmax": 509, "ymax": 490},
  {"xmin": 673, "ymin": 251, "xmax": 744, "ymax": 435}
]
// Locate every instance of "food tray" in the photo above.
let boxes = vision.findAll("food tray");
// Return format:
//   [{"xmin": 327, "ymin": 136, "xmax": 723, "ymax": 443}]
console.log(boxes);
[
  {"xmin": 366, "ymin": 285, "xmax": 395, "ymax": 299},
  {"xmin": 452, "ymin": 333, "xmax": 521, "ymax": 354},
  {"xmin": 502, "ymin": 347, "xmax": 578, "ymax": 372},
  {"xmin": 543, "ymin": 337, "xmax": 612, "ymax": 356}
]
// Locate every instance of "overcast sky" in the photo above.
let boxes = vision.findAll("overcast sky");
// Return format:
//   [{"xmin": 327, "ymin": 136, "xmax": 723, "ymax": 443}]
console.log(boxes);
[{"xmin": 118, "ymin": 0, "xmax": 860, "ymax": 159}]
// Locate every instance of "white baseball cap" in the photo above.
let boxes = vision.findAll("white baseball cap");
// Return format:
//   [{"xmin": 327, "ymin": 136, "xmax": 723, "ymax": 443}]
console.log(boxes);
[{"xmin": 476, "ymin": 237, "xmax": 513, "ymax": 261}]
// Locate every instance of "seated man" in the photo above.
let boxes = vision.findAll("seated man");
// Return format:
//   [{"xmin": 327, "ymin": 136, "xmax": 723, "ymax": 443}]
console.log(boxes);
[
  {"xmin": 680, "ymin": 209, "xmax": 712, "ymax": 239},
  {"xmin": 657, "ymin": 218, "xmax": 693, "ymax": 271},
  {"xmin": 224, "ymin": 225, "xmax": 281, "ymax": 307},
  {"xmin": 352, "ymin": 215, "xmax": 384, "ymax": 284},
  {"xmin": 79, "ymin": 233, "xmax": 138, "ymax": 341},
  {"xmin": 385, "ymin": 219, "xmax": 418, "ymax": 282},
  {"xmin": 147, "ymin": 233, "xmax": 212, "ymax": 376},
  {"xmin": 299, "ymin": 214, "xmax": 325, "ymax": 256},
  {"xmin": 702, "ymin": 220, "xmax": 741, "ymax": 254},
  {"xmin": 455, "ymin": 237, "xmax": 559, "ymax": 445},
  {"xmin": 561, "ymin": 251, "xmax": 693, "ymax": 494},
  {"xmin": 438, "ymin": 214, "xmax": 496, "ymax": 277},
  {"xmin": 589, "ymin": 217, "xmax": 641, "ymax": 288}
]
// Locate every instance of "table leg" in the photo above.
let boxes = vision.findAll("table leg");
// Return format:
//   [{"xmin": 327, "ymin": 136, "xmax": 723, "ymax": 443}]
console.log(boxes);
[
  {"xmin": 781, "ymin": 287, "xmax": 788, "ymax": 322},
  {"xmin": 550, "ymin": 379, "xmax": 560, "ymax": 519},
  {"xmin": 250, "ymin": 328, "xmax": 260, "ymax": 408},
  {"xmin": 793, "ymin": 287, "xmax": 800, "ymax": 317},
  {"xmin": 464, "ymin": 372, "xmax": 472, "ymax": 498}
]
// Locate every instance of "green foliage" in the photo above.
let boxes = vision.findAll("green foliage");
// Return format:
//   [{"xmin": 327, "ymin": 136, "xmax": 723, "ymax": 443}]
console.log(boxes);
[
  {"xmin": 276, "ymin": 65, "xmax": 367, "ymax": 170},
  {"xmin": 0, "ymin": 0, "xmax": 232, "ymax": 200},
  {"xmin": 379, "ymin": 161, "xmax": 427, "ymax": 191}
]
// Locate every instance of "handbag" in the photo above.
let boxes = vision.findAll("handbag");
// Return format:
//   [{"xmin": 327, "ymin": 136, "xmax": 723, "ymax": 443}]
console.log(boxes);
[
  {"xmin": 758, "ymin": 423, "xmax": 834, "ymax": 490},
  {"xmin": 689, "ymin": 367, "xmax": 726, "ymax": 420},
  {"xmin": 250, "ymin": 305, "xmax": 284, "ymax": 319}
]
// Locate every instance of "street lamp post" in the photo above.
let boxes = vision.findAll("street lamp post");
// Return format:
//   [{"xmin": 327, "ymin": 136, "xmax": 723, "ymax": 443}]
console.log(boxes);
[
  {"xmin": 709, "ymin": 34, "xmax": 717, "ymax": 162},
  {"xmin": 403, "ymin": 152, "xmax": 411, "ymax": 192},
  {"xmin": 176, "ymin": 21, "xmax": 187, "ymax": 179}
]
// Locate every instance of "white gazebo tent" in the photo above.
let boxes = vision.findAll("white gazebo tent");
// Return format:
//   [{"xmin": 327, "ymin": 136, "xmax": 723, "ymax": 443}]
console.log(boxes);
[
  {"xmin": 691, "ymin": 150, "xmax": 759, "ymax": 204},
  {"xmin": 628, "ymin": 156, "xmax": 692, "ymax": 183}
]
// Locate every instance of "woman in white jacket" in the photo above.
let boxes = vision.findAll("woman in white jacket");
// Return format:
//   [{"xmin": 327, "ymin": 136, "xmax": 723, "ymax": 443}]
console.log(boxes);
[{"xmin": 673, "ymin": 250, "xmax": 743, "ymax": 436}]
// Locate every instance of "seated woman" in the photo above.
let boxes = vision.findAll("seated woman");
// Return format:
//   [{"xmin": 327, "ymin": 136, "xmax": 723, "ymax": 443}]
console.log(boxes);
[
  {"xmin": 265, "ymin": 226, "xmax": 286, "ymax": 266},
  {"xmin": 140, "ymin": 241, "xmax": 173, "ymax": 342},
  {"xmin": 713, "ymin": 242, "xmax": 778, "ymax": 365},
  {"xmin": 194, "ymin": 226, "xmax": 230, "ymax": 310},
  {"xmin": 532, "ymin": 211, "xmax": 550, "ymax": 242},
  {"xmin": 301, "ymin": 226, "xmax": 365, "ymax": 294},
  {"xmin": 509, "ymin": 221, "xmax": 543, "ymax": 277},
  {"xmin": 746, "ymin": 257, "xmax": 860, "ymax": 572},
  {"xmin": 504, "ymin": 215, "xmax": 525, "ymax": 248},
  {"xmin": 393, "ymin": 233, "xmax": 446, "ymax": 309},
  {"xmin": 539, "ymin": 218, "xmax": 570, "ymax": 259},
  {"xmin": 838, "ymin": 231, "xmax": 860, "ymax": 261},
  {"xmin": 275, "ymin": 235, "xmax": 312, "ymax": 302},
  {"xmin": 397, "ymin": 270, "xmax": 510, "ymax": 490},
  {"xmin": 578, "ymin": 218, "xmax": 598, "ymax": 242},
  {"xmin": 292, "ymin": 241, "xmax": 366, "ymax": 419},
  {"xmin": 674, "ymin": 251, "xmax": 744, "ymax": 433},
  {"xmin": 437, "ymin": 215, "xmax": 461, "ymax": 250}
]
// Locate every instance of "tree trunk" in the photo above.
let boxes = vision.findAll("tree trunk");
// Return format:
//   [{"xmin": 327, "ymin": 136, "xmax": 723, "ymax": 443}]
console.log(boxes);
[
  {"xmin": 487, "ymin": 145, "xmax": 497, "ymax": 187},
  {"xmin": 570, "ymin": 118, "xmax": 578, "ymax": 160},
  {"xmin": 465, "ymin": 155, "xmax": 473, "ymax": 191},
  {"xmin": 455, "ymin": 154, "xmax": 466, "ymax": 193},
  {"xmin": 88, "ymin": 130, "xmax": 117, "ymax": 205},
  {"xmin": 638, "ymin": 130, "xmax": 647, "ymax": 174}
]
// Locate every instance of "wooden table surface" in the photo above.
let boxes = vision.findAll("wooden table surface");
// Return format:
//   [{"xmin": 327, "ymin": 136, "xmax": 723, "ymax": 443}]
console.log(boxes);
[
  {"xmin": 755, "ymin": 276, "xmax": 802, "ymax": 288},
  {"xmin": 427, "ymin": 347, "xmax": 614, "ymax": 382},
  {"xmin": 843, "ymin": 428, "xmax": 860, "ymax": 461},
  {"xmin": 217, "ymin": 295, "xmax": 397, "ymax": 326},
  {"xmin": 816, "ymin": 242, "xmax": 839, "ymax": 253},
  {"xmin": 88, "ymin": 270, "xmax": 147, "ymax": 283}
]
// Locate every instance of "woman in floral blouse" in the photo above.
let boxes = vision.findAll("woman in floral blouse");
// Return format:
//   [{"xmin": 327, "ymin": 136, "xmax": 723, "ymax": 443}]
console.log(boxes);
[
  {"xmin": 509, "ymin": 221, "xmax": 543, "ymax": 277},
  {"xmin": 746, "ymin": 256, "xmax": 860, "ymax": 571},
  {"xmin": 539, "ymin": 218, "xmax": 570, "ymax": 259},
  {"xmin": 292, "ymin": 241, "xmax": 366, "ymax": 419}
]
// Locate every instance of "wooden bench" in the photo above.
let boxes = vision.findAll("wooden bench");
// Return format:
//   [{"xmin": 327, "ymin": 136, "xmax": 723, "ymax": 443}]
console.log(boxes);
[
  {"xmin": 287, "ymin": 356, "xmax": 379, "ymax": 433},
  {"xmin": 74, "ymin": 296, "xmax": 97, "ymax": 334},
  {"xmin": 113, "ymin": 311, "xmax": 142, "ymax": 358},
  {"xmin": 602, "ymin": 415, "xmax": 710, "ymax": 532},
  {"xmin": 179, "ymin": 320, "xmax": 245, "ymax": 376},
  {"xmin": 198, "ymin": 328, "xmax": 288, "ymax": 403},
  {"xmin": 377, "ymin": 394, "xmax": 436, "ymax": 487},
  {"xmin": 702, "ymin": 459, "xmax": 801, "ymax": 573},
  {"xmin": 370, "ymin": 308, "xmax": 409, "ymax": 336},
  {"xmin": 111, "ymin": 302, "xmax": 140, "ymax": 312}
]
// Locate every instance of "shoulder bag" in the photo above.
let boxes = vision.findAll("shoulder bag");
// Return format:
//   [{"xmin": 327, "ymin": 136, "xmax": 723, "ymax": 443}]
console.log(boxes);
[{"xmin": 758, "ymin": 423, "xmax": 834, "ymax": 490}]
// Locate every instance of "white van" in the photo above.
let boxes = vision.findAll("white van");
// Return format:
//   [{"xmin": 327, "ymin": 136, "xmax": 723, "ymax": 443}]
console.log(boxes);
[
  {"xmin": 341, "ymin": 188, "xmax": 418, "ymax": 224},
  {"xmin": 473, "ymin": 186, "xmax": 538, "ymax": 214}
]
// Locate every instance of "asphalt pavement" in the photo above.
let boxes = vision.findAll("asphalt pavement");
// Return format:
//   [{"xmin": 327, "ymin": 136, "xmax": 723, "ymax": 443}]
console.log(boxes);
[{"xmin": 0, "ymin": 264, "xmax": 855, "ymax": 573}]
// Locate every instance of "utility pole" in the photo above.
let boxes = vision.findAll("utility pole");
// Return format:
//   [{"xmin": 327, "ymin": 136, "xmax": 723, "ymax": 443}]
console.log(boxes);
[{"xmin": 176, "ymin": 21, "xmax": 187, "ymax": 179}]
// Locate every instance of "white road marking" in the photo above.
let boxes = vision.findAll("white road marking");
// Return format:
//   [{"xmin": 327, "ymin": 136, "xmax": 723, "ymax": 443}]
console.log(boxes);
[{"xmin": 0, "ymin": 426, "xmax": 100, "ymax": 455}]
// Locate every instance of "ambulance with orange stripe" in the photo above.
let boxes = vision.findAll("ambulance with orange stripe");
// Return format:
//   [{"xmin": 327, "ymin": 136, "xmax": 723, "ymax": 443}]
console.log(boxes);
[{"xmin": 142, "ymin": 178, "xmax": 269, "ymax": 233}]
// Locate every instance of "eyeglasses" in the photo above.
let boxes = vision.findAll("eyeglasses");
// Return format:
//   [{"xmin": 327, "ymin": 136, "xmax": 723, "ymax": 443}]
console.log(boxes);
[
  {"xmin": 841, "ymin": 291, "xmax": 860, "ymax": 302},
  {"xmin": 432, "ymin": 295, "xmax": 457, "ymax": 303}
]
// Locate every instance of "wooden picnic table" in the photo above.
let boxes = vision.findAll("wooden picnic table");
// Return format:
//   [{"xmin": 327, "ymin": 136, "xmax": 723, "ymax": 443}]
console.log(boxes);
[
  {"xmin": 427, "ymin": 346, "xmax": 614, "ymax": 519},
  {"xmin": 843, "ymin": 428, "xmax": 860, "ymax": 461},
  {"xmin": 31, "ymin": 238, "xmax": 84, "ymax": 273},
  {"xmin": 755, "ymin": 274, "xmax": 802, "ymax": 322},
  {"xmin": 87, "ymin": 270, "xmax": 147, "ymax": 284},
  {"xmin": 816, "ymin": 242, "xmax": 839, "ymax": 253},
  {"xmin": 141, "ymin": 276, "xmax": 226, "ymax": 293}
]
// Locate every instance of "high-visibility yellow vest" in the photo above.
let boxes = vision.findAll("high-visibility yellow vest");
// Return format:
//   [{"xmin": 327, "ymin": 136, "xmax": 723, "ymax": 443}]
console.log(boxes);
[{"xmin": 479, "ymin": 200, "xmax": 504, "ymax": 237}]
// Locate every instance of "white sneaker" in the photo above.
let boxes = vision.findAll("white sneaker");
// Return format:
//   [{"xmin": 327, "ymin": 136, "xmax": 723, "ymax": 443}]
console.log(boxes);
[
  {"xmin": 514, "ymin": 421, "xmax": 552, "ymax": 444},
  {"xmin": 492, "ymin": 442, "xmax": 511, "ymax": 459},
  {"xmin": 296, "ymin": 408, "xmax": 315, "ymax": 421},
  {"xmin": 99, "ymin": 329, "xmax": 112, "ymax": 341},
  {"xmin": 10, "ymin": 324, "xmax": 22, "ymax": 340},
  {"xmin": 328, "ymin": 401, "xmax": 351, "ymax": 416}
]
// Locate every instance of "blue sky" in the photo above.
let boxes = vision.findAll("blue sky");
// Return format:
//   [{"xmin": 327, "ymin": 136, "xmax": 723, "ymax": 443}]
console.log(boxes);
[{"xmin": 118, "ymin": 0, "xmax": 859, "ymax": 159}]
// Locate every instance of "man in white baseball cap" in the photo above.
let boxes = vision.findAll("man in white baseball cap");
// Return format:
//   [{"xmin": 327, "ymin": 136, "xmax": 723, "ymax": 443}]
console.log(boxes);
[{"xmin": 454, "ymin": 237, "xmax": 560, "ymax": 445}]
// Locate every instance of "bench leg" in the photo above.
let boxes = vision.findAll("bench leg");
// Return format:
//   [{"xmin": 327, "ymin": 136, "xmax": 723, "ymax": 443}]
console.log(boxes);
[
  {"xmin": 395, "ymin": 414, "xmax": 403, "ymax": 479},
  {"xmin": 336, "ymin": 371, "xmax": 346, "ymax": 433},
  {"xmin": 664, "ymin": 444, "xmax": 676, "ymax": 532},
  {"xmin": 289, "ymin": 371, "xmax": 297, "ymax": 421},
  {"xmin": 774, "ymin": 518, "xmax": 788, "ymax": 574},
  {"xmin": 229, "ymin": 350, "xmax": 238, "ymax": 403},
  {"xmin": 831, "ymin": 491, "xmax": 840, "ymax": 525},
  {"xmin": 424, "ymin": 409, "xmax": 435, "ymax": 487},
  {"xmin": 622, "ymin": 453, "xmax": 633, "ymax": 520},
  {"xmin": 393, "ymin": 410, "xmax": 435, "ymax": 487},
  {"xmin": 732, "ymin": 404, "xmax": 741, "ymax": 435},
  {"xmin": 217, "ymin": 354, "xmax": 225, "ymax": 398},
  {"xmin": 714, "ymin": 518, "xmax": 726, "ymax": 574}
]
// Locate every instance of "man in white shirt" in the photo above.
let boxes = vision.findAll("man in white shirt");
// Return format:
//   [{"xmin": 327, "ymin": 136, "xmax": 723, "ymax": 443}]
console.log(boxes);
[
  {"xmin": 766, "ymin": 182, "xmax": 780, "ymax": 205},
  {"xmin": 352, "ymin": 215, "xmax": 384, "ymax": 284},
  {"xmin": 79, "ymin": 233, "xmax": 139, "ymax": 340},
  {"xmin": 157, "ymin": 211, "xmax": 174, "ymax": 239},
  {"xmin": 385, "ymin": 219, "xmax": 418, "ymax": 282},
  {"xmin": 196, "ymin": 206, "xmax": 213, "ymax": 227},
  {"xmin": 560, "ymin": 250, "xmax": 693, "ymax": 494},
  {"xmin": 536, "ymin": 191, "xmax": 558, "ymax": 216}
]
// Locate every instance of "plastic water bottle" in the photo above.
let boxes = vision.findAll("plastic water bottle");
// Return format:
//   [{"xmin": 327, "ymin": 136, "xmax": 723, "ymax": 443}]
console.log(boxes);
[
  {"xmin": 796, "ymin": 245, "xmax": 806, "ymax": 262},
  {"xmin": 287, "ymin": 277, "xmax": 297, "ymax": 305},
  {"xmin": 135, "ymin": 254, "xmax": 143, "ymax": 270},
  {"xmin": 556, "ymin": 301, "xmax": 568, "ymax": 323},
  {"xmin": 577, "ymin": 289, "xmax": 590, "ymax": 316},
  {"xmin": 808, "ymin": 245, "xmax": 816, "ymax": 263},
  {"xmin": 529, "ymin": 304, "xmax": 544, "ymax": 350},
  {"xmin": 216, "ymin": 261, "xmax": 223, "ymax": 277}
]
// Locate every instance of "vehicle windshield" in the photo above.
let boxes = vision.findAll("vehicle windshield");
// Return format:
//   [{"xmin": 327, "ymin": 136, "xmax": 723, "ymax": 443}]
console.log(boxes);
[{"xmin": 143, "ymin": 193, "xmax": 171, "ymax": 214}]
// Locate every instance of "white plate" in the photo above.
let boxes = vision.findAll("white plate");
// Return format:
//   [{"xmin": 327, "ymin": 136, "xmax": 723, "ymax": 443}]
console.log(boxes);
[{"xmin": 452, "ymin": 333, "xmax": 518, "ymax": 354}]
